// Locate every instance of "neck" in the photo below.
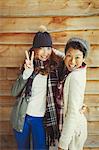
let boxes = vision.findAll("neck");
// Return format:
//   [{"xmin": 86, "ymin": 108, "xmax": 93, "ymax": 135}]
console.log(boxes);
[{"xmin": 34, "ymin": 59, "xmax": 50, "ymax": 75}]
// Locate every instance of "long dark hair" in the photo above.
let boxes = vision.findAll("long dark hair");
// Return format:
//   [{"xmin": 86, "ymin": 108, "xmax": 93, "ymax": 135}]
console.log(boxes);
[{"xmin": 27, "ymin": 48, "xmax": 63, "ymax": 75}]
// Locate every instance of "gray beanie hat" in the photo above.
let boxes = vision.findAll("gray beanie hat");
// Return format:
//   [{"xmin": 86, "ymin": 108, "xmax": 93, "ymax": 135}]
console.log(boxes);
[{"xmin": 65, "ymin": 37, "xmax": 90, "ymax": 57}]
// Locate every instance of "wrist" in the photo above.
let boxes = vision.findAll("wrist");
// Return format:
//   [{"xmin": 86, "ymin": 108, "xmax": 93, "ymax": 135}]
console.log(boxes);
[{"xmin": 23, "ymin": 68, "xmax": 33, "ymax": 80}]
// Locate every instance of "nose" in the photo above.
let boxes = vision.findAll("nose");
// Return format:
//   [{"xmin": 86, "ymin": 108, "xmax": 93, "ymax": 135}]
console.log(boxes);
[
  {"xmin": 71, "ymin": 58, "xmax": 75, "ymax": 65},
  {"xmin": 43, "ymin": 49, "xmax": 48, "ymax": 55},
  {"xmin": 44, "ymin": 49, "xmax": 47, "ymax": 52},
  {"xmin": 43, "ymin": 48, "xmax": 50, "ymax": 55}
]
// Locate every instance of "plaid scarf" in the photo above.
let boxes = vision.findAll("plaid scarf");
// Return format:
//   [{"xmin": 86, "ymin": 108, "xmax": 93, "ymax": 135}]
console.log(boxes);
[
  {"xmin": 55, "ymin": 61, "xmax": 86, "ymax": 137},
  {"xmin": 25, "ymin": 59, "xmax": 60, "ymax": 146},
  {"xmin": 55, "ymin": 61, "xmax": 70, "ymax": 136},
  {"xmin": 44, "ymin": 71, "xmax": 59, "ymax": 146}
]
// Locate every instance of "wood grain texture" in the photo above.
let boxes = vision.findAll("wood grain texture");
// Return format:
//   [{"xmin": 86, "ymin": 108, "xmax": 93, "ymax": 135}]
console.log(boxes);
[
  {"xmin": 0, "ymin": 16, "xmax": 99, "ymax": 33},
  {"xmin": 84, "ymin": 94, "xmax": 99, "ymax": 106},
  {"xmin": 0, "ymin": 0, "xmax": 99, "ymax": 149},
  {"xmin": 0, "ymin": 30, "xmax": 99, "ymax": 44},
  {"xmin": 0, "ymin": 80, "xmax": 14, "ymax": 96},
  {"xmin": 0, "ymin": 134, "xmax": 17, "ymax": 149},
  {"xmin": 87, "ymin": 68, "xmax": 99, "ymax": 80},
  {"xmin": 84, "ymin": 147, "xmax": 99, "ymax": 150},
  {"xmin": 0, "ymin": 45, "xmax": 99, "ymax": 67},
  {"xmin": 0, "ymin": 0, "xmax": 99, "ymax": 17},
  {"xmin": 0, "ymin": 106, "xmax": 12, "ymax": 121},
  {"xmin": 0, "ymin": 134, "xmax": 99, "ymax": 149},
  {"xmin": 88, "ymin": 121, "xmax": 99, "ymax": 135},
  {"xmin": 0, "ymin": 96, "xmax": 15, "ymax": 107},
  {"xmin": 0, "ymin": 121, "xmax": 99, "ymax": 135},
  {"xmin": 85, "ymin": 106, "xmax": 99, "ymax": 121},
  {"xmin": 85, "ymin": 135, "xmax": 99, "ymax": 148},
  {"xmin": 0, "ymin": 94, "xmax": 99, "ymax": 107},
  {"xmin": 0, "ymin": 105, "xmax": 99, "ymax": 121},
  {"xmin": 86, "ymin": 81, "xmax": 99, "ymax": 94},
  {"xmin": 1, "ymin": 67, "xmax": 99, "ymax": 81},
  {"xmin": 0, "ymin": 80, "xmax": 99, "ymax": 96}
]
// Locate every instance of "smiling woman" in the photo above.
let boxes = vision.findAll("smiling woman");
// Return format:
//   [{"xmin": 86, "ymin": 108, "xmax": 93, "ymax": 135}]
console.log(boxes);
[
  {"xmin": 64, "ymin": 47, "xmax": 85, "ymax": 71},
  {"xmin": 34, "ymin": 47, "xmax": 52, "ymax": 61},
  {"xmin": 58, "ymin": 37, "xmax": 89, "ymax": 150},
  {"xmin": 10, "ymin": 25, "xmax": 64, "ymax": 150}
]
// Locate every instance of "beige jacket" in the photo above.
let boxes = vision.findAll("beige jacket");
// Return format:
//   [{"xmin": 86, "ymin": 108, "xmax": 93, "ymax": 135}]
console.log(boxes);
[{"xmin": 59, "ymin": 67, "xmax": 87, "ymax": 150}]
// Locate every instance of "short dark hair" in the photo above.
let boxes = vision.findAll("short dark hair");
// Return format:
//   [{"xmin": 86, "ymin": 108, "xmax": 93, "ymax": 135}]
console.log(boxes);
[{"xmin": 65, "ymin": 41, "xmax": 87, "ymax": 58}]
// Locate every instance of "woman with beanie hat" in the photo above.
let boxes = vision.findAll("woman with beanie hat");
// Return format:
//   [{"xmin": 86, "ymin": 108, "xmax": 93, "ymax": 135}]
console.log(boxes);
[
  {"xmin": 11, "ymin": 25, "xmax": 64, "ymax": 150},
  {"xmin": 58, "ymin": 37, "xmax": 89, "ymax": 150}
]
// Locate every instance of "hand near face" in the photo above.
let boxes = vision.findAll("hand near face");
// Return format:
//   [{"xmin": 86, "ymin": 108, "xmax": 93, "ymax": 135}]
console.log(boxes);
[{"xmin": 24, "ymin": 50, "xmax": 34, "ymax": 70}]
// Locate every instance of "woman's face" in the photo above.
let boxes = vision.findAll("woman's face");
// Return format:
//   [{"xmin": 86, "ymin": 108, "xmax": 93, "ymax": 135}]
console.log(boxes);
[
  {"xmin": 34, "ymin": 47, "xmax": 52, "ymax": 61},
  {"xmin": 64, "ymin": 47, "xmax": 85, "ymax": 71}
]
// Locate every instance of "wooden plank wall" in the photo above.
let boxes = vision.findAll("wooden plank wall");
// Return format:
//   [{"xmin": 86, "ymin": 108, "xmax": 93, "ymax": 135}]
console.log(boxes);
[{"xmin": 0, "ymin": 0, "xmax": 99, "ymax": 149}]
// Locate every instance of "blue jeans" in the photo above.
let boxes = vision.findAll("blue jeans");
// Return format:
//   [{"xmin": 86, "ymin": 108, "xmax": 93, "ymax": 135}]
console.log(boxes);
[{"xmin": 14, "ymin": 115, "xmax": 48, "ymax": 150}]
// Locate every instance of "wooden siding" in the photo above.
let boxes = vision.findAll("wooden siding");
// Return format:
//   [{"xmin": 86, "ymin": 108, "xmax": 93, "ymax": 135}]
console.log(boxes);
[
  {"xmin": 0, "ymin": 0, "xmax": 99, "ymax": 17},
  {"xmin": 0, "ymin": 16, "xmax": 99, "ymax": 32},
  {"xmin": 0, "ymin": 0, "xmax": 99, "ymax": 149}
]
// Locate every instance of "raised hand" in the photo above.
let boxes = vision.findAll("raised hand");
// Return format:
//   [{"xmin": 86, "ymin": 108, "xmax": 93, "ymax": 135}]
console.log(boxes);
[{"xmin": 24, "ymin": 50, "xmax": 34, "ymax": 70}]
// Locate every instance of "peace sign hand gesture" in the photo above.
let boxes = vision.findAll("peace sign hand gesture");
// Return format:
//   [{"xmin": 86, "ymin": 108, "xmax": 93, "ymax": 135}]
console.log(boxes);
[{"xmin": 24, "ymin": 50, "xmax": 34, "ymax": 71}]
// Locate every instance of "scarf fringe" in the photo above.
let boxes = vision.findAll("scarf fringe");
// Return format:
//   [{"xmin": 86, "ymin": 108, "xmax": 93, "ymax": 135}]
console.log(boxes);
[{"xmin": 45, "ymin": 125, "xmax": 59, "ymax": 147}]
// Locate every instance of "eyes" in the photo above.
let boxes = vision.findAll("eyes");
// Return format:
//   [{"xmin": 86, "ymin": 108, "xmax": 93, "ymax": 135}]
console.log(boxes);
[
  {"xmin": 66, "ymin": 54, "xmax": 81, "ymax": 60},
  {"xmin": 40, "ymin": 47, "xmax": 52, "ymax": 51},
  {"xmin": 75, "ymin": 56, "xmax": 80, "ymax": 59}
]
